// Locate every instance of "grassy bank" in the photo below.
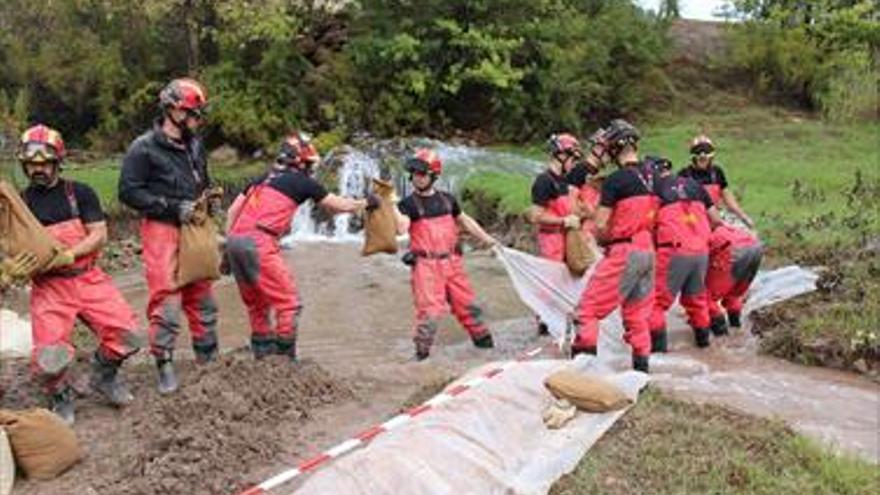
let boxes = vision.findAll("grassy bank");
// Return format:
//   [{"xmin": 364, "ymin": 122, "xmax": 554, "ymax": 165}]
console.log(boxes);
[{"xmin": 551, "ymin": 390, "xmax": 878, "ymax": 495}]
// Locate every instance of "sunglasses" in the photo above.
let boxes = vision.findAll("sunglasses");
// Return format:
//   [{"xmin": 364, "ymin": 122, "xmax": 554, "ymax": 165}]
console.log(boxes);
[
  {"xmin": 691, "ymin": 144, "xmax": 714, "ymax": 155},
  {"xmin": 18, "ymin": 142, "xmax": 60, "ymax": 162}
]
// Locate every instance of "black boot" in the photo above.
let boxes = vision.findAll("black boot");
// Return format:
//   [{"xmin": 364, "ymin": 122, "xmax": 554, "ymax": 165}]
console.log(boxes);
[
  {"xmin": 694, "ymin": 327, "xmax": 711, "ymax": 348},
  {"xmin": 155, "ymin": 358, "xmax": 179, "ymax": 395},
  {"xmin": 727, "ymin": 311, "xmax": 742, "ymax": 328},
  {"xmin": 537, "ymin": 321, "xmax": 550, "ymax": 336},
  {"xmin": 651, "ymin": 330, "xmax": 668, "ymax": 353},
  {"xmin": 90, "ymin": 352, "xmax": 133, "ymax": 407},
  {"xmin": 276, "ymin": 336, "xmax": 298, "ymax": 362},
  {"xmin": 571, "ymin": 345, "xmax": 597, "ymax": 359},
  {"xmin": 472, "ymin": 333, "xmax": 494, "ymax": 349},
  {"xmin": 193, "ymin": 341, "xmax": 218, "ymax": 364},
  {"xmin": 251, "ymin": 335, "xmax": 276, "ymax": 360},
  {"xmin": 633, "ymin": 355, "xmax": 650, "ymax": 373},
  {"xmin": 415, "ymin": 349, "xmax": 430, "ymax": 361},
  {"xmin": 49, "ymin": 385, "xmax": 75, "ymax": 425},
  {"xmin": 710, "ymin": 315, "xmax": 729, "ymax": 336}
]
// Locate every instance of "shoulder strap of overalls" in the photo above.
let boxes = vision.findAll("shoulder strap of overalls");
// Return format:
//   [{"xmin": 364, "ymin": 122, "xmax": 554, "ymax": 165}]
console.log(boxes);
[{"xmin": 64, "ymin": 180, "xmax": 80, "ymax": 219}]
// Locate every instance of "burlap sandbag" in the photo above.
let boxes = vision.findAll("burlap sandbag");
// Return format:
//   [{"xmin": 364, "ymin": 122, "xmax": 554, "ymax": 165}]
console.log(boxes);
[
  {"xmin": 362, "ymin": 178, "xmax": 399, "ymax": 256},
  {"xmin": 0, "ymin": 181, "xmax": 63, "ymax": 274},
  {"xmin": 0, "ymin": 428, "xmax": 14, "ymax": 495},
  {"xmin": 0, "ymin": 409, "xmax": 83, "ymax": 480},
  {"xmin": 544, "ymin": 370, "xmax": 631, "ymax": 413},
  {"xmin": 176, "ymin": 200, "xmax": 222, "ymax": 288},
  {"xmin": 564, "ymin": 228, "xmax": 594, "ymax": 277}
]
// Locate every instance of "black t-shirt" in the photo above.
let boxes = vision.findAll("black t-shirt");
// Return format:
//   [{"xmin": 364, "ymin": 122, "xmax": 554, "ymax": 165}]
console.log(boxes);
[
  {"xmin": 679, "ymin": 164, "xmax": 728, "ymax": 189},
  {"xmin": 531, "ymin": 171, "xmax": 570, "ymax": 206},
  {"xmin": 246, "ymin": 169, "xmax": 329, "ymax": 205},
  {"xmin": 398, "ymin": 191, "xmax": 461, "ymax": 221},
  {"xmin": 599, "ymin": 164, "xmax": 655, "ymax": 208},
  {"xmin": 565, "ymin": 162, "xmax": 593, "ymax": 188},
  {"xmin": 23, "ymin": 180, "xmax": 105, "ymax": 227},
  {"xmin": 654, "ymin": 175, "xmax": 714, "ymax": 208}
]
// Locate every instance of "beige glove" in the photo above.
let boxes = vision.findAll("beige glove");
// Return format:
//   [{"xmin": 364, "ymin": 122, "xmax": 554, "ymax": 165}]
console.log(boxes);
[
  {"xmin": 46, "ymin": 249, "xmax": 76, "ymax": 271},
  {"xmin": 542, "ymin": 398, "xmax": 577, "ymax": 429},
  {"xmin": 562, "ymin": 215, "xmax": 581, "ymax": 230},
  {"xmin": 0, "ymin": 252, "xmax": 40, "ymax": 288}
]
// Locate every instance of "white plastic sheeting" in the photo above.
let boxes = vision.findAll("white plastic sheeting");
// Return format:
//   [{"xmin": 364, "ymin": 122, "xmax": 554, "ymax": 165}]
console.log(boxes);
[{"xmin": 0, "ymin": 309, "xmax": 31, "ymax": 358}]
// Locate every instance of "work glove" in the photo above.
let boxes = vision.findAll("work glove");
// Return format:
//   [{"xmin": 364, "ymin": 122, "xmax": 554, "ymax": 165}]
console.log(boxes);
[
  {"xmin": 365, "ymin": 193, "xmax": 382, "ymax": 212},
  {"xmin": 46, "ymin": 249, "xmax": 76, "ymax": 271},
  {"xmin": 178, "ymin": 200, "xmax": 198, "ymax": 224},
  {"xmin": 206, "ymin": 186, "xmax": 224, "ymax": 217},
  {"xmin": 542, "ymin": 398, "xmax": 577, "ymax": 429},
  {"xmin": 562, "ymin": 215, "xmax": 581, "ymax": 230},
  {"xmin": 0, "ymin": 252, "xmax": 40, "ymax": 288}
]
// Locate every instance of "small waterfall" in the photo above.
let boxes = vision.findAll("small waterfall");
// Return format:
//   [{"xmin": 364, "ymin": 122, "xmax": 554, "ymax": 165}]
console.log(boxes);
[{"xmin": 284, "ymin": 139, "xmax": 543, "ymax": 244}]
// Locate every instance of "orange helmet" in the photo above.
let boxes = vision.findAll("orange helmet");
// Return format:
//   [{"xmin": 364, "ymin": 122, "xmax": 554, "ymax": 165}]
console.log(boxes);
[
  {"xmin": 159, "ymin": 78, "xmax": 208, "ymax": 116},
  {"xmin": 690, "ymin": 134, "xmax": 715, "ymax": 155},
  {"xmin": 17, "ymin": 124, "xmax": 66, "ymax": 163},
  {"xmin": 547, "ymin": 133, "xmax": 582, "ymax": 158},
  {"xmin": 277, "ymin": 131, "xmax": 320, "ymax": 170},
  {"xmin": 405, "ymin": 148, "xmax": 442, "ymax": 176}
]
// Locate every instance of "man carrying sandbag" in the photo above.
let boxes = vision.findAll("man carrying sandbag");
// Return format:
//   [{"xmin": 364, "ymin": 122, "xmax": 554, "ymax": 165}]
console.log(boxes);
[
  {"xmin": 571, "ymin": 120, "xmax": 657, "ymax": 373},
  {"xmin": 225, "ymin": 132, "xmax": 375, "ymax": 361},
  {"xmin": 393, "ymin": 149, "xmax": 499, "ymax": 361},
  {"xmin": 13, "ymin": 124, "xmax": 141, "ymax": 424},
  {"xmin": 119, "ymin": 78, "xmax": 218, "ymax": 394},
  {"xmin": 565, "ymin": 128, "xmax": 611, "ymax": 240},
  {"xmin": 647, "ymin": 156, "xmax": 722, "ymax": 352}
]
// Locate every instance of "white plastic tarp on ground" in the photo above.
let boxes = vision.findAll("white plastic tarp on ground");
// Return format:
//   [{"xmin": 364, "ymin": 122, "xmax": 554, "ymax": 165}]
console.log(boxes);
[{"xmin": 0, "ymin": 309, "xmax": 31, "ymax": 358}]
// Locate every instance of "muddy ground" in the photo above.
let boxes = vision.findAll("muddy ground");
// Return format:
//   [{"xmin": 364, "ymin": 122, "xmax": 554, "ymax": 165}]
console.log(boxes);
[{"xmin": 1, "ymin": 242, "xmax": 878, "ymax": 494}]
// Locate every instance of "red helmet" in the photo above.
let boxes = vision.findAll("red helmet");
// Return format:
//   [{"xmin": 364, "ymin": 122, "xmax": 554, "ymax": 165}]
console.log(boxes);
[
  {"xmin": 690, "ymin": 134, "xmax": 715, "ymax": 155},
  {"xmin": 277, "ymin": 131, "xmax": 320, "ymax": 169},
  {"xmin": 17, "ymin": 124, "xmax": 66, "ymax": 163},
  {"xmin": 159, "ymin": 78, "xmax": 208, "ymax": 116},
  {"xmin": 547, "ymin": 133, "xmax": 582, "ymax": 159},
  {"xmin": 405, "ymin": 148, "xmax": 442, "ymax": 176}
]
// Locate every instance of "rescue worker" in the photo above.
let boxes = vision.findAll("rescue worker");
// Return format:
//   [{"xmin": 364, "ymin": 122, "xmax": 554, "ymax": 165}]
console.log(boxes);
[
  {"xmin": 394, "ymin": 149, "xmax": 498, "ymax": 360},
  {"xmin": 119, "ymin": 78, "xmax": 218, "ymax": 394},
  {"xmin": 225, "ymin": 132, "xmax": 373, "ymax": 361},
  {"xmin": 679, "ymin": 135, "xmax": 753, "ymax": 228},
  {"xmin": 529, "ymin": 133, "xmax": 586, "ymax": 335},
  {"xmin": 16, "ymin": 124, "xmax": 142, "ymax": 424},
  {"xmin": 647, "ymin": 156, "xmax": 723, "ymax": 352},
  {"xmin": 571, "ymin": 119, "xmax": 656, "ymax": 372},
  {"xmin": 566, "ymin": 128, "xmax": 612, "ymax": 239},
  {"xmin": 706, "ymin": 224, "xmax": 763, "ymax": 335}
]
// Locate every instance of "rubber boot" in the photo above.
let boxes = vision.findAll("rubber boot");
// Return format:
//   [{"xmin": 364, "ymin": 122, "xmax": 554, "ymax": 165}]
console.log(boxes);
[
  {"xmin": 276, "ymin": 336, "xmax": 298, "ymax": 362},
  {"xmin": 571, "ymin": 345, "xmax": 597, "ymax": 359},
  {"xmin": 651, "ymin": 330, "xmax": 668, "ymax": 353},
  {"xmin": 727, "ymin": 311, "xmax": 742, "ymax": 329},
  {"xmin": 193, "ymin": 342, "xmax": 218, "ymax": 364},
  {"xmin": 537, "ymin": 320, "xmax": 550, "ymax": 336},
  {"xmin": 710, "ymin": 315, "xmax": 729, "ymax": 336},
  {"xmin": 156, "ymin": 358, "xmax": 179, "ymax": 395},
  {"xmin": 694, "ymin": 327, "xmax": 711, "ymax": 348},
  {"xmin": 472, "ymin": 333, "xmax": 494, "ymax": 349},
  {"xmin": 251, "ymin": 335, "xmax": 276, "ymax": 360},
  {"xmin": 632, "ymin": 355, "xmax": 650, "ymax": 373},
  {"xmin": 90, "ymin": 352, "xmax": 133, "ymax": 407},
  {"xmin": 49, "ymin": 385, "xmax": 75, "ymax": 425}
]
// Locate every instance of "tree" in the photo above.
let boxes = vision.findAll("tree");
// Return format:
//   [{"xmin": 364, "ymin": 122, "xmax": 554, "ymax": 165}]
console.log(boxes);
[{"xmin": 659, "ymin": 0, "xmax": 681, "ymax": 19}]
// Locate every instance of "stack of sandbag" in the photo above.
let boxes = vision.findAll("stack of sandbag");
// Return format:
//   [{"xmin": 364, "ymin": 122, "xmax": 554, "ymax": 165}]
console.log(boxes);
[
  {"xmin": 0, "ymin": 180, "xmax": 63, "ymax": 275},
  {"xmin": 544, "ymin": 369, "xmax": 631, "ymax": 413},
  {"xmin": 0, "ymin": 408, "xmax": 83, "ymax": 481},
  {"xmin": 177, "ymin": 197, "xmax": 222, "ymax": 288},
  {"xmin": 564, "ymin": 228, "xmax": 594, "ymax": 277},
  {"xmin": 362, "ymin": 178, "xmax": 399, "ymax": 256}
]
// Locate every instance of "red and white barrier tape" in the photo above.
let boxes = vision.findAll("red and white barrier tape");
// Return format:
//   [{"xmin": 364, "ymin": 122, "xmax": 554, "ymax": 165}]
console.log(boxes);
[{"xmin": 237, "ymin": 344, "xmax": 549, "ymax": 495}]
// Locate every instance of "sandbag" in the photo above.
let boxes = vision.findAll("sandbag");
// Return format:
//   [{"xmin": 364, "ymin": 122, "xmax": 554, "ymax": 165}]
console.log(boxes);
[
  {"xmin": 0, "ymin": 180, "xmax": 63, "ymax": 274},
  {"xmin": 362, "ymin": 178, "xmax": 398, "ymax": 256},
  {"xmin": 176, "ymin": 200, "xmax": 222, "ymax": 288},
  {"xmin": 0, "ymin": 408, "xmax": 83, "ymax": 480},
  {"xmin": 544, "ymin": 370, "xmax": 631, "ymax": 413},
  {"xmin": 564, "ymin": 228, "xmax": 593, "ymax": 277},
  {"xmin": 0, "ymin": 428, "xmax": 13, "ymax": 495}
]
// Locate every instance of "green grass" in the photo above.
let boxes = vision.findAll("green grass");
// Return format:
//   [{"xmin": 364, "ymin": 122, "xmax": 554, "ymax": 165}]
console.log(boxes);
[
  {"xmin": 551, "ymin": 389, "xmax": 879, "ymax": 495},
  {"xmin": 461, "ymin": 171, "xmax": 532, "ymax": 218}
]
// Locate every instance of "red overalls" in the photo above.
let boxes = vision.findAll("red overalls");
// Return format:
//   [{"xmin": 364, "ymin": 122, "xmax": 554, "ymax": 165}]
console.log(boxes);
[
  {"xmin": 31, "ymin": 184, "xmax": 140, "ymax": 392},
  {"xmin": 226, "ymin": 179, "xmax": 302, "ymax": 351},
  {"xmin": 706, "ymin": 224, "xmax": 763, "ymax": 320},
  {"xmin": 535, "ymin": 173, "xmax": 573, "ymax": 262},
  {"xmin": 650, "ymin": 178, "xmax": 712, "ymax": 336},
  {"xmin": 574, "ymin": 165, "xmax": 657, "ymax": 357},
  {"xmin": 408, "ymin": 194, "xmax": 489, "ymax": 356},
  {"xmin": 576, "ymin": 179, "xmax": 602, "ymax": 239},
  {"xmin": 142, "ymin": 218, "xmax": 218, "ymax": 361}
]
